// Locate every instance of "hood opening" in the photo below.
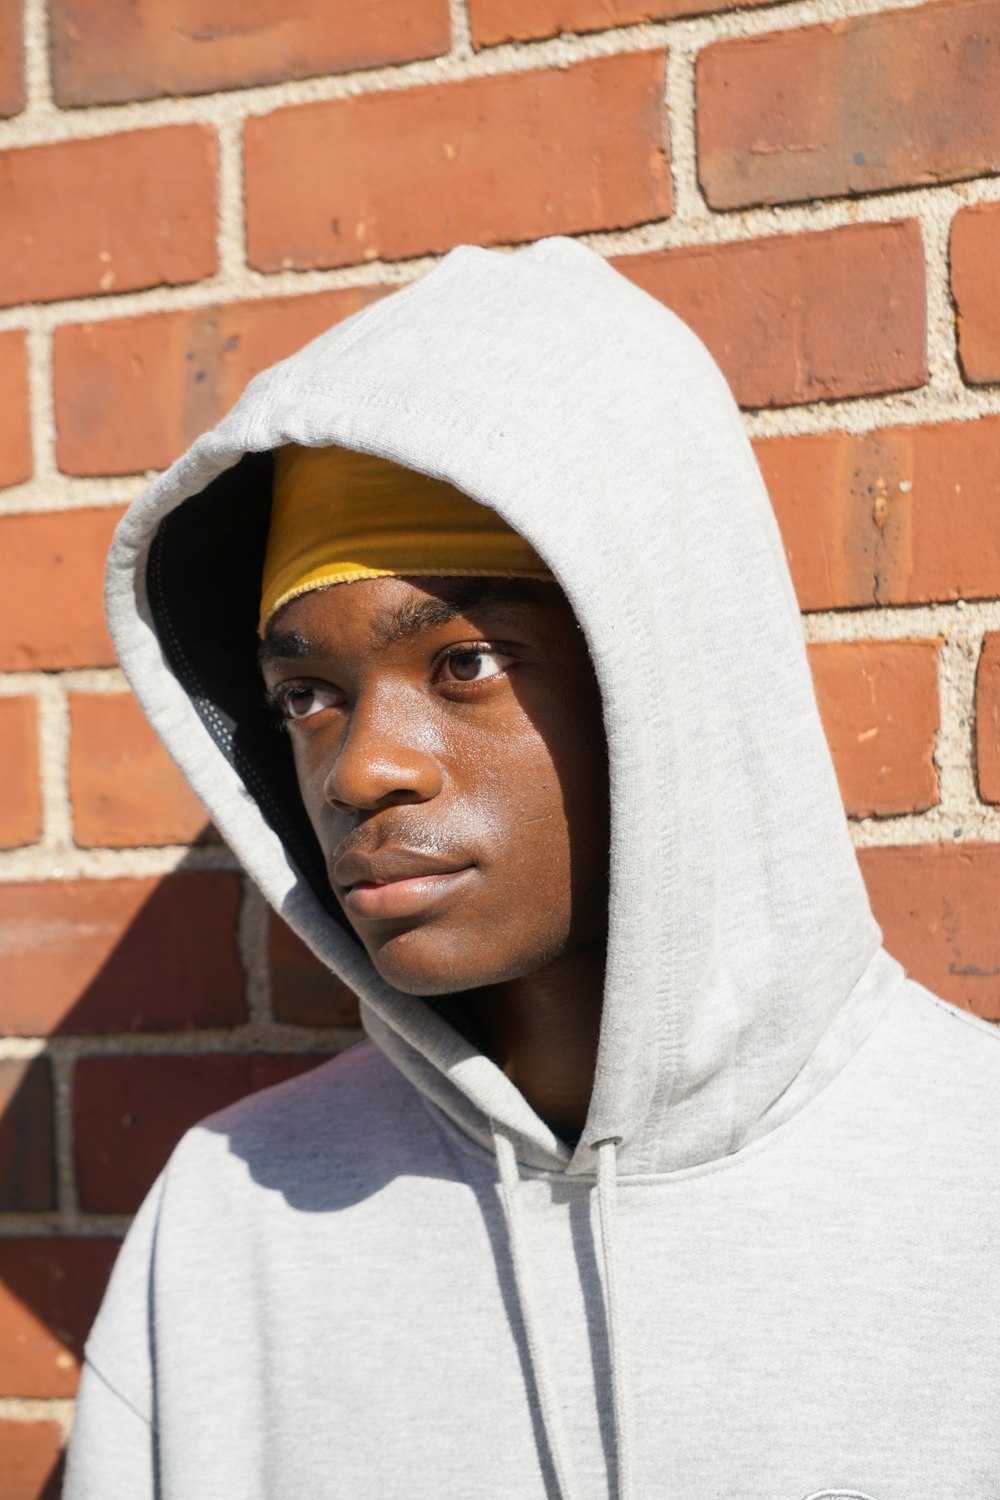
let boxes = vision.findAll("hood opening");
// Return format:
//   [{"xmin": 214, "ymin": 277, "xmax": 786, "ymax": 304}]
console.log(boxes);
[{"xmin": 146, "ymin": 449, "xmax": 351, "ymax": 933}]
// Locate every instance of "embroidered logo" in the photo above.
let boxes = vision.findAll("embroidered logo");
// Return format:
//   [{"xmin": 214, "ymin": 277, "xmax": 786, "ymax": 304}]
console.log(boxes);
[{"xmin": 801, "ymin": 1491, "xmax": 878, "ymax": 1500}]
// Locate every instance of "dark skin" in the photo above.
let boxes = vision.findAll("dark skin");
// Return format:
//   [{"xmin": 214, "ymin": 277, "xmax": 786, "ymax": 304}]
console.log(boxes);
[{"xmin": 259, "ymin": 575, "xmax": 610, "ymax": 1134}]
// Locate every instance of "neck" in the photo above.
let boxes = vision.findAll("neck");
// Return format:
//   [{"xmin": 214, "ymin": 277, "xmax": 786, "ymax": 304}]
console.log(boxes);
[{"xmin": 463, "ymin": 939, "xmax": 605, "ymax": 1136}]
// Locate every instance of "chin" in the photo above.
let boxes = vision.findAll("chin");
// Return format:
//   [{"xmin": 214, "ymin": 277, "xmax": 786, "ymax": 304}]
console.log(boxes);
[{"xmin": 364, "ymin": 922, "xmax": 565, "ymax": 998}]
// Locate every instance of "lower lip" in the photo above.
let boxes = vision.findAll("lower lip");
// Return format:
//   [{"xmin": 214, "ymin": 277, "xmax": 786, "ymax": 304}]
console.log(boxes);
[{"xmin": 343, "ymin": 868, "xmax": 475, "ymax": 921}]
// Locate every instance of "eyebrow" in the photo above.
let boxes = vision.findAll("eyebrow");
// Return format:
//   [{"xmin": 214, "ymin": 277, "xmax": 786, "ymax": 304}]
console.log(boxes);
[{"xmin": 257, "ymin": 579, "xmax": 544, "ymax": 669}]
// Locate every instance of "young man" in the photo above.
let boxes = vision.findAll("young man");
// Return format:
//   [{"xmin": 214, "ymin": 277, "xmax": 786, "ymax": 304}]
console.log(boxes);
[{"xmin": 66, "ymin": 237, "xmax": 1000, "ymax": 1499}]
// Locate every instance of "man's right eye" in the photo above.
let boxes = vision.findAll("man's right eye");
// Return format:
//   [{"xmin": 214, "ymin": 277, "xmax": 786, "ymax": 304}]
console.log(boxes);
[{"xmin": 274, "ymin": 684, "xmax": 342, "ymax": 721}]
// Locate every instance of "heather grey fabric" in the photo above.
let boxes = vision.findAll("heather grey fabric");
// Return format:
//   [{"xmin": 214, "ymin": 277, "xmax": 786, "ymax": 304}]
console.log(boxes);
[{"xmin": 65, "ymin": 238, "xmax": 1000, "ymax": 1499}]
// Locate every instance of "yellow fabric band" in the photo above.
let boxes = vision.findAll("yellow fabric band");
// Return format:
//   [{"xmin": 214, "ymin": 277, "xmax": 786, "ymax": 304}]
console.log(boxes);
[{"xmin": 259, "ymin": 444, "xmax": 553, "ymax": 634}]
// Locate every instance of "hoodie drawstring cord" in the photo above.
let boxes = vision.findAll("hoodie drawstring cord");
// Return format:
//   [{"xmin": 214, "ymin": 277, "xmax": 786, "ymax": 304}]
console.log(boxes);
[
  {"xmin": 492, "ymin": 1126, "xmax": 634, "ymax": 1500},
  {"xmin": 494, "ymin": 1126, "xmax": 583, "ymax": 1500},
  {"xmin": 595, "ymin": 1138, "xmax": 634, "ymax": 1500}
]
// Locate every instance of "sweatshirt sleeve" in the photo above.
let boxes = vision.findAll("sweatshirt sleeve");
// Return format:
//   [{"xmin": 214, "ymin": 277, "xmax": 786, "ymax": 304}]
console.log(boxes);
[{"xmin": 62, "ymin": 1358, "xmax": 156, "ymax": 1500}]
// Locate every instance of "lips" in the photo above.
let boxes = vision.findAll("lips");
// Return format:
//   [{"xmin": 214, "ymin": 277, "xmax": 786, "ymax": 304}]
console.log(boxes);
[{"xmin": 333, "ymin": 846, "xmax": 475, "ymax": 922}]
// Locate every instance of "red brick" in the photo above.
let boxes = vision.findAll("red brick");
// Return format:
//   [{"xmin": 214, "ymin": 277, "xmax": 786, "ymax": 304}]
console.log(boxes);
[
  {"xmin": 51, "ymin": 0, "xmax": 450, "ymax": 105},
  {"xmin": 270, "ymin": 915, "xmax": 361, "ymax": 1028},
  {"xmin": 245, "ymin": 50, "xmax": 671, "ymax": 272},
  {"xmin": 809, "ymin": 640, "xmax": 940, "ymax": 819},
  {"xmin": 54, "ymin": 287, "xmax": 391, "ymax": 478},
  {"xmin": 0, "ymin": 698, "xmax": 41, "ymax": 849},
  {"xmin": 0, "ymin": 1239, "xmax": 118, "ymax": 1397},
  {"xmin": 860, "ymin": 843, "xmax": 1000, "ymax": 1021},
  {"xmin": 976, "ymin": 633, "xmax": 1000, "ymax": 803},
  {"xmin": 0, "ymin": 126, "xmax": 216, "ymax": 308},
  {"xmin": 69, "ymin": 693, "xmax": 213, "ymax": 848},
  {"xmin": 0, "ymin": 0, "xmax": 24, "ymax": 117},
  {"xmin": 0, "ymin": 507, "xmax": 121, "ymax": 671},
  {"xmin": 0, "ymin": 1060, "xmax": 54, "ymax": 1212},
  {"xmin": 74, "ymin": 1054, "xmax": 324, "ymax": 1213},
  {"xmin": 697, "ymin": 0, "xmax": 1000, "ymax": 210},
  {"xmin": 952, "ymin": 200, "xmax": 1000, "ymax": 385},
  {"xmin": 0, "ymin": 330, "xmax": 31, "ymax": 488},
  {"xmin": 469, "ymin": 0, "xmax": 785, "ymax": 45},
  {"xmin": 756, "ymin": 416, "xmax": 1000, "ymax": 611},
  {"xmin": 0, "ymin": 875, "xmax": 245, "ymax": 1036},
  {"xmin": 0, "ymin": 1420, "xmax": 63, "ymax": 1500},
  {"xmin": 615, "ymin": 221, "xmax": 926, "ymax": 408}
]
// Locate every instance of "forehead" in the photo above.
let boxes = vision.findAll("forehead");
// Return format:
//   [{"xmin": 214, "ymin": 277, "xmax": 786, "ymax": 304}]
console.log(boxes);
[{"xmin": 259, "ymin": 576, "xmax": 564, "ymax": 666}]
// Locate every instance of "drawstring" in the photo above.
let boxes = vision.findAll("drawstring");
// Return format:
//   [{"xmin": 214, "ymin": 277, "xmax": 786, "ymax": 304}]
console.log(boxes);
[
  {"xmin": 494, "ymin": 1126, "xmax": 583, "ymax": 1500},
  {"xmin": 595, "ymin": 1139, "xmax": 634, "ymax": 1500},
  {"xmin": 491, "ymin": 1125, "xmax": 634, "ymax": 1500}
]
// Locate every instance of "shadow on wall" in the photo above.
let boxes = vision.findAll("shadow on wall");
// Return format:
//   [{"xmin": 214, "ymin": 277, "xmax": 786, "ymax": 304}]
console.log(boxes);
[{"xmin": 0, "ymin": 830, "xmax": 362, "ymax": 1499}]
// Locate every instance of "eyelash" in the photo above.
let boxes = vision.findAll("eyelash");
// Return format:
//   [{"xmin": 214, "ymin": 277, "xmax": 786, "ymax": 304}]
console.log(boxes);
[{"xmin": 265, "ymin": 642, "xmax": 514, "ymax": 726}]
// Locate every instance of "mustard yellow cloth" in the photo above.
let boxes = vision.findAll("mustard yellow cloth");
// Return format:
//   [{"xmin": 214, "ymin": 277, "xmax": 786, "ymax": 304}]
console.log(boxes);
[{"xmin": 259, "ymin": 444, "xmax": 553, "ymax": 633}]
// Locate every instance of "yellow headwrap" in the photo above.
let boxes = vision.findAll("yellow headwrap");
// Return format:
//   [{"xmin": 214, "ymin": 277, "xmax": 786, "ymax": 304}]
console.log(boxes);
[{"xmin": 259, "ymin": 444, "xmax": 553, "ymax": 634}]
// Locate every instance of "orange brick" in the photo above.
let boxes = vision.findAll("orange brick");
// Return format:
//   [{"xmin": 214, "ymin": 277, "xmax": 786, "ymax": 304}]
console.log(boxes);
[
  {"xmin": 0, "ymin": 0, "xmax": 24, "ymax": 117},
  {"xmin": 615, "ymin": 221, "xmax": 926, "ymax": 408},
  {"xmin": 697, "ymin": 0, "xmax": 1000, "ymax": 210},
  {"xmin": 0, "ymin": 1420, "xmax": 63, "ymax": 1500},
  {"xmin": 468, "ymin": 0, "xmax": 782, "ymax": 45},
  {"xmin": 0, "ymin": 875, "xmax": 246, "ymax": 1035},
  {"xmin": 860, "ymin": 843, "xmax": 1000, "ymax": 1021},
  {"xmin": 756, "ymin": 416, "xmax": 1000, "ymax": 611},
  {"xmin": 809, "ymin": 640, "xmax": 940, "ymax": 819},
  {"xmin": 976, "ymin": 633, "xmax": 1000, "ymax": 803},
  {"xmin": 74, "ymin": 1054, "xmax": 323, "ymax": 1212},
  {"xmin": 0, "ymin": 1059, "xmax": 54, "ymax": 1211},
  {"xmin": 952, "ymin": 200, "xmax": 1000, "ymax": 385},
  {"xmin": 0, "ymin": 507, "xmax": 121, "ymax": 671},
  {"xmin": 69, "ymin": 693, "xmax": 213, "ymax": 847},
  {"xmin": 50, "ymin": 0, "xmax": 450, "ymax": 105},
  {"xmin": 0, "ymin": 1238, "xmax": 118, "ymax": 1397},
  {"xmin": 270, "ymin": 914, "xmax": 361, "ymax": 1028},
  {"xmin": 55, "ymin": 287, "xmax": 391, "ymax": 478},
  {"xmin": 0, "ymin": 330, "xmax": 31, "ymax": 489},
  {"xmin": 0, "ymin": 126, "xmax": 216, "ymax": 308},
  {"xmin": 245, "ymin": 51, "xmax": 670, "ymax": 272},
  {"xmin": 0, "ymin": 698, "xmax": 41, "ymax": 849}
]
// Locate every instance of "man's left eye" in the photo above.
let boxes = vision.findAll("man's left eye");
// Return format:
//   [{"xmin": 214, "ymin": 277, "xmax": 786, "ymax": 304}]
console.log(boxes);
[{"xmin": 439, "ymin": 650, "xmax": 512, "ymax": 684}]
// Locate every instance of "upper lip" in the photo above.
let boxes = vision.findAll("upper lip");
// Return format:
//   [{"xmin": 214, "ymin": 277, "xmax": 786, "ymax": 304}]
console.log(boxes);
[{"xmin": 333, "ymin": 846, "xmax": 473, "ymax": 891}]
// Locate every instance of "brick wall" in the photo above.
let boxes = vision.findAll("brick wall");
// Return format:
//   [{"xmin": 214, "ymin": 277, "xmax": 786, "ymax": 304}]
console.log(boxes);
[{"xmin": 1, "ymin": 0, "xmax": 999, "ymax": 1489}]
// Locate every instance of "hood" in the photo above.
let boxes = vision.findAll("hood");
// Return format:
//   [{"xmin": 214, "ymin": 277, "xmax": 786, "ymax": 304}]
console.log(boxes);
[{"xmin": 106, "ymin": 235, "xmax": 886, "ymax": 1180}]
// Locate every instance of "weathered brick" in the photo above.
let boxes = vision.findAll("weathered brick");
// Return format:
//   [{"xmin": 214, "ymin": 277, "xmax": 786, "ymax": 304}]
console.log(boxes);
[
  {"xmin": 697, "ymin": 0, "xmax": 1000, "ymax": 210},
  {"xmin": 0, "ymin": 698, "xmax": 41, "ymax": 849},
  {"xmin": 0, "ymin": 875, "xmax": 245, "ymax": 1036},
  {"xmin": 469, "ymin": 0, "xmax": 781, "ymax": 45},
  {"xmin": 976, "ymin": 632, "xmax": 1000, "ymax": 803},
  {"xmin": 0, "ymin": 1419, "xmax": 63, "ymax": 1500},
  {"xmin": 69, "ymin": 693, "xmax": 213, "ymax": 848},
  {"xmin": 51, "ymin": 0, "xmax": 450, "ymax": 105},
  {"xmin": 0, "ymin": 1059, "xmax": 54, "ymax": 1212},
  {"xmin": 615, "ymin": 221, "xmax": 926, "ymax": 408},
  {"xmin": 0, "ymin": 507, "xmax": 121, "ymax": 671},
  {"xmin": 0, "ymin": 0, "xmax": 24, "ymax": 117},
  {"xmin": 0, "ymin": 329, "xmax": 31, "ymax": 488},
  {"xmin": 270, "ymin": 915, "xmax": 361, "ymax": 1029},
  {"xmin": 245, "ymin": 51, "xmax": 670, "ymax": 272},
  {"xmin": 0, "ymin": 1238, "xmax": 118, "ymax": 1397},
  {"xmin": 0, "ymin": 126, "xmax": 217, "ymax": 308},
  {"xmin": 756, "ymin": 416, "xmax": 1000, "ymax": 611},
  {"xmin": 55, "ymin": 287, "xmax": 391, "ymax": 478},
  {"xmin": 74, "ymin": 1054, "xmax": 323, "ymax": 1213},
  {"xmin": 860, "ymin": 844, "xmax": 1000, "ymax": 1021},
  {"xmin": 809, "ymin": 640, "xmax": 940, "ymax": 819},
  {"xmin": 952, "ymin": 200, "xmax": 1000, "ymax": 385}
]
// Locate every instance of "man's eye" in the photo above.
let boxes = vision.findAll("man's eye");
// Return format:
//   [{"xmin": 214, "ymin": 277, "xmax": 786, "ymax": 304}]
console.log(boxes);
[
  {"xmin": 439, "ymin": 649, "xmax": 513, "ymax": 684},
  {"xmin": 276, "ymin": 685, "xmax": 341, "ymax": 720}
]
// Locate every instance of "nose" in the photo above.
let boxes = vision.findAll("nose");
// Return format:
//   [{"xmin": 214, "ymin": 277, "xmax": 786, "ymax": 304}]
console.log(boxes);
[{"xmin": 322, "ymin": 687, "xmax": 443, "ymax": 814}]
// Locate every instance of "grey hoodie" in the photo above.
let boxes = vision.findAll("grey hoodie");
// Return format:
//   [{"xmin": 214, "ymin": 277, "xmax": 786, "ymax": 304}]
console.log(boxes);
[{"xmin": 64, "ymin": 237, "xmax": 1000, "ymax": 1500}]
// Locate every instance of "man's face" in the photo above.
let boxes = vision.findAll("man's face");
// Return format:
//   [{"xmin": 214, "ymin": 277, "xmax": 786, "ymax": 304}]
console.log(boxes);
[{"xmin": 259, "ymin": 576, "xmax": 609, "ymax": 996}]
